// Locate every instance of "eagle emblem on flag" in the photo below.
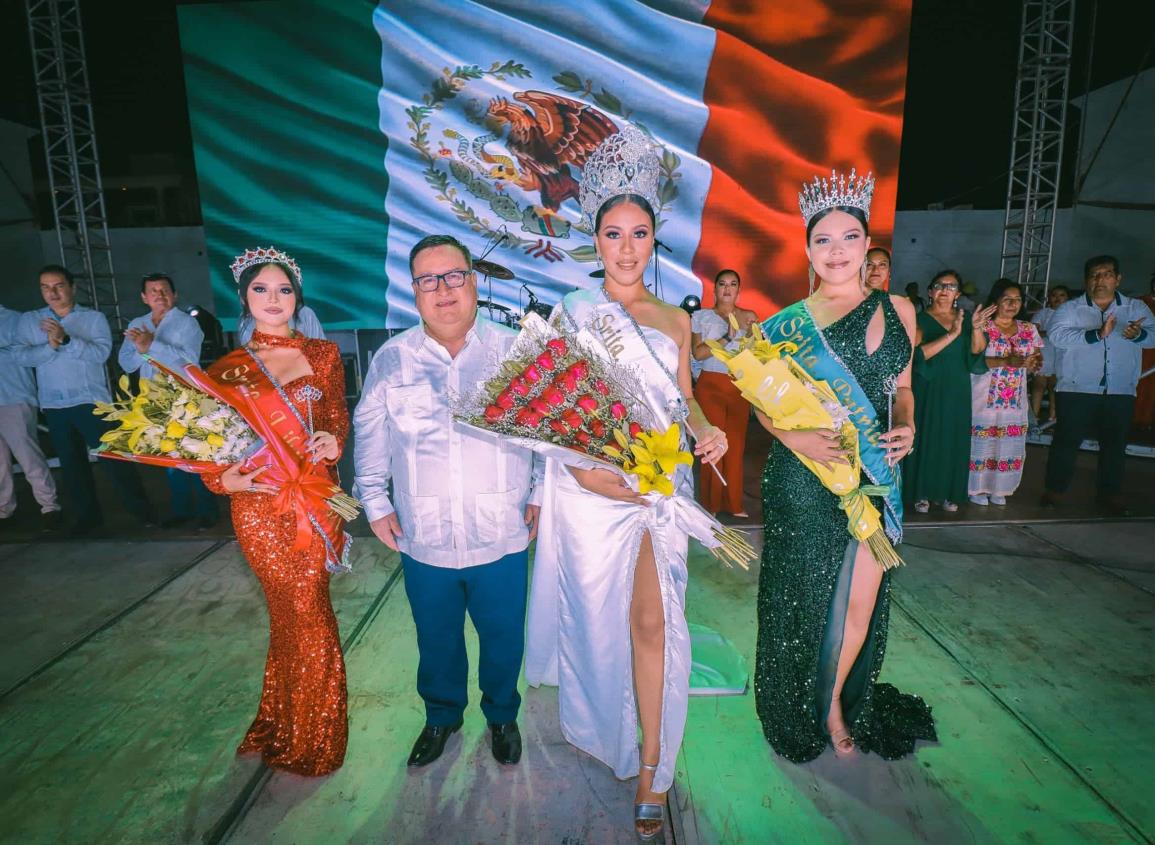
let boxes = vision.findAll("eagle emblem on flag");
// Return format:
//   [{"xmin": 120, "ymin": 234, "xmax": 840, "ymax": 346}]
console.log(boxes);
[{"xmin": 405, "ymin": 62, "xmax": 682, "ymax": 265}]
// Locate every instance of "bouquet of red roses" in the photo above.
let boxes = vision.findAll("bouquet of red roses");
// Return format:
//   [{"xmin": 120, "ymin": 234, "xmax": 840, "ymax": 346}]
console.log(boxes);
[
  {"xmin": 459, "ymin": 318, "xmax": 691, "ymax": 496},
  {"xmin": 455, "ymin": 315, "xmax": 754, "ymax": 567}
]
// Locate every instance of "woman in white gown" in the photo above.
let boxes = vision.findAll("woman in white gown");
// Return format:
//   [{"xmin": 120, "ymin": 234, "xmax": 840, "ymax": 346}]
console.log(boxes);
[{"xmin": 526, "ymin": 127, "xmax": 727, "ymax": 842}]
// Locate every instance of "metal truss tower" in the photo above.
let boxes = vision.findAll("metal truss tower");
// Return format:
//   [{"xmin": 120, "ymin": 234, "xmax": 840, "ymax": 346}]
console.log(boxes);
[
  {"xmin": 25, "ymin": 0, "xmax": 122, "ymax": 329},
  {"xmin": 999, "ymin": 0, "xmax": 1077, "ymax": 310}
]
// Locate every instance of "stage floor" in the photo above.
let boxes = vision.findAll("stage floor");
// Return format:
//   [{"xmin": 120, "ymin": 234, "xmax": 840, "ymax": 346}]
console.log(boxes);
[{"xmin": 0, "ymin": 517, "xmax": 1151, "ymax": 844}]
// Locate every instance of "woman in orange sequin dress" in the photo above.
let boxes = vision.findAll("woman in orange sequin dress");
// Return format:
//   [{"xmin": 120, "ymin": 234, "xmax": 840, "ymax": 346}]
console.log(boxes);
[{"xmin": 202, "ymin": 247, "xmax": 350, "ymax": 776}]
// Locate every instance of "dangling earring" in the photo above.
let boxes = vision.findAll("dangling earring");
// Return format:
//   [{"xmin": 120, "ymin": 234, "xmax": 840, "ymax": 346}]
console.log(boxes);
[
  {"xmin": 859, "ymin": 261, "xmax": 869, "ymax": 294},
  {"xmin": 808, "ymin": 263, "xmax": 816, "ymax": 295}
]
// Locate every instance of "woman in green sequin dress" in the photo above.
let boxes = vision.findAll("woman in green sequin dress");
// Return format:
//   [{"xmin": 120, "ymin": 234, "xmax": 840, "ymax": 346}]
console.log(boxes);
[{"xmin": 754, "ymin": 189, "xmax": 936, "ymax": 762}]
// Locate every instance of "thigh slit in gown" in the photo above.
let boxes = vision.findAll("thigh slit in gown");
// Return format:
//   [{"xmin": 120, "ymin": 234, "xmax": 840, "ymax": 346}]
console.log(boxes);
[
  {"xmin": 756, "ymin": 292, "xmax": 936, "ymax": 762},
  {"xmin": 527, "ymin": 326, "xmax": 693, "ymax": 794}
]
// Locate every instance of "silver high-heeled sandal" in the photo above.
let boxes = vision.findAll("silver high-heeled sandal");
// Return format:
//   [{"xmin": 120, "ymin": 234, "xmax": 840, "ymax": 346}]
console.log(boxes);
[{"xmin": 635, "ymin": 761, "xmax": 666, "ymax": 843}]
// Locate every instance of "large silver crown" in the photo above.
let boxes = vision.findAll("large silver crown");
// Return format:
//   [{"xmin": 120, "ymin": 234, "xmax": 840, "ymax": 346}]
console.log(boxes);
[
  {"xmin": 579, "ymin": 125, "xmax": 662, "ymax": 230},
  {"xmin": 798, "ymin": 168, "xmax": 875, "ymax": 227}
]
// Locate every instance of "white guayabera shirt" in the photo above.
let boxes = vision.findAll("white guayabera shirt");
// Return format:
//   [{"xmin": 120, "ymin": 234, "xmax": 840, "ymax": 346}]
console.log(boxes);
[
  {"xmin": 353, "ymin": 316, "xmax": 543, "ymax": 568},
  {"xmin": 117, "ymin": 308, "xmax": 205, "ymax": 380},
  {"xmin": 6, "ymin": 306, "xmax": 113, "ymax": 408}
]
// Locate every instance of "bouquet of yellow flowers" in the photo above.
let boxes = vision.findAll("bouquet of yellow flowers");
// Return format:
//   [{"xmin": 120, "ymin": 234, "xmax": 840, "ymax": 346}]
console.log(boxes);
[
  {"xmin": 95, "ymin": 372, "xmax": 259, "ymax": 468},
  {"xmin": 96, "ymin": 362, "xmax": 360, "ymax": 529},
  {"xmin": 708, "ymin": 317, "xmax": 903, "ymax": 570}
]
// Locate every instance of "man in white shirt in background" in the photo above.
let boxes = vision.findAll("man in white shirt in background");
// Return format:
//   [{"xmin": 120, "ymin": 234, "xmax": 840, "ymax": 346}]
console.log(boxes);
[
  {"xmin": 354, "ymin": 234, "xmax": 541, "ymax": 770},
  {"xmin": 7, "ymin": 265, "xmax": 152, "ymax": 535},
  {"xmin": 0, "ymin": 304, "xmax": 61, "ymax": 531},
  {"xmin": 118, "ymin": 273, "xmax": 218, "ymax": 529},
  {"xmin": 1029, "ymin": 284, "xmax": 1070, "ymax": 430},
  {"xmin": 1043, "ymin": 255, "xmax": 1155, "ymax": 516}
]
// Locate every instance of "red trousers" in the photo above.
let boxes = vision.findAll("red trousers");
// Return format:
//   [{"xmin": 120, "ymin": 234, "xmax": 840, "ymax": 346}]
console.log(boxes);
[{"xmin": 693, "ymin": 370, "xmax": 749, "ymax": 514}]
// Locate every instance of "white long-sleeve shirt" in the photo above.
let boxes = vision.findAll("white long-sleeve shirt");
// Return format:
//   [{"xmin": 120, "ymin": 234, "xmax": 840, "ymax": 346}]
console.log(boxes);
[
  {"xmin": 1048, "ymin": 292, "xmax": 1155, "ymax": 395},
  {"xmin": 3, "ymin": 306, "xmax": 112, "ymax": 408},
  {"xmin": 0, "ymin": 306, "xmax": 38, "ymax": 407},
  {"xmin": 353, "ymin": 316, "xmax": 542, "ymax": 568},
  {"xmin": 117, "ymin": 308, "xmax": 204, "ymax": 380}
]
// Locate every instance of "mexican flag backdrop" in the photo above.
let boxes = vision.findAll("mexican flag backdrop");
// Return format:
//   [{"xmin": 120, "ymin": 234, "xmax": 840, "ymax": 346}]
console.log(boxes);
[{"xmin": 180, "ymin": 0, "xmax": 913, "ymax": 330}]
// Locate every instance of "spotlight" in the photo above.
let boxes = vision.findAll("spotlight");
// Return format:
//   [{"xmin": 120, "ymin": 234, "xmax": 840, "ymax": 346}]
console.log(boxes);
[{"xmin": 679, "ymin": 295, "xmax": 701, "ymax": 314}]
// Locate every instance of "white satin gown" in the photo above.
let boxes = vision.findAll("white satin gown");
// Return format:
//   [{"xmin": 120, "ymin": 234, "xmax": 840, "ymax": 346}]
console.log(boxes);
[{"xmin": 526, "ymin": 320, "xmax": 694, "ymax": 794}]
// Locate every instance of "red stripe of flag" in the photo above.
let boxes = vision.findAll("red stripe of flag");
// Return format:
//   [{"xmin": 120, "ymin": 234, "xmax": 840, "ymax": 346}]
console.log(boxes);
[{"xmin": 694, "ymin": 1, "xmax": 914, "ymax": 316}]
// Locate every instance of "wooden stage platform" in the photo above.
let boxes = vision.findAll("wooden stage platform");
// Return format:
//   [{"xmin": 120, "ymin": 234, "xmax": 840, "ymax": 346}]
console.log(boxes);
[{"xmin": 0, "ymin": 514, "xmax": 1151, "ymax": 844}]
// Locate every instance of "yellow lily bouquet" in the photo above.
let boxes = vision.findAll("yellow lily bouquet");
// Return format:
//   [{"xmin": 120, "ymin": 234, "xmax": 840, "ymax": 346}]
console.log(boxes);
[
  {"xmin": 708, "ymin": 318, "xmax": 903, "ymax": 570},
  {"xmin": 95, "ymin": 373, "xmax": 258, "ymax": 467},
  {"xmin": 603, "ymin": 422, "xmax": 692, "ymax": 496}
]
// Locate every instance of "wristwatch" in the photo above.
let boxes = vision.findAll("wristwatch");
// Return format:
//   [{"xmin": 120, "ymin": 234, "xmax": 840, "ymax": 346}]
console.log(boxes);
[{"xmin": 59, "ymin": 333, "xmax": 71, "ymax": 346}]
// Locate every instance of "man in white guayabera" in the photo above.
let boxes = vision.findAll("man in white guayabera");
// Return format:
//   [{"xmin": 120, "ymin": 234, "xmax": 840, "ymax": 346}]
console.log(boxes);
[{"xmin": 353, "ymin": 234, "xmax": 541, "ymax": 769}]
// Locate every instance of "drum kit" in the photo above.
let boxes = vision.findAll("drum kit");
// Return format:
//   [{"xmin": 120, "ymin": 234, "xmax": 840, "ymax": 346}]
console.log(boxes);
[{"xmin": 472, "ymin": 256, "xmax": 554, "ymax": 327}]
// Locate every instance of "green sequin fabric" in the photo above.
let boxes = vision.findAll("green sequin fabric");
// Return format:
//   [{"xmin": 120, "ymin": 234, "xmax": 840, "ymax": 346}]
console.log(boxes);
[{"xmin": 755, "ymin": 291, "xmax": 936, "ymax": 762}]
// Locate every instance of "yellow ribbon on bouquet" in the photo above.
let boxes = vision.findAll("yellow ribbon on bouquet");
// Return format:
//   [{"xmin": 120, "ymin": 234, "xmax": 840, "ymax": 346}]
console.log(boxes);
[{"xmin": 708, "ymin": 318, "xmax": 902, "ymax": 570}]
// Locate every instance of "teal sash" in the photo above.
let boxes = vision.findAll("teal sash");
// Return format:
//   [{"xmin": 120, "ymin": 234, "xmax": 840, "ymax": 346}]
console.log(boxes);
[{"xmin": 760, "ymin": 300, "xmax": 904, "ymax": 543}]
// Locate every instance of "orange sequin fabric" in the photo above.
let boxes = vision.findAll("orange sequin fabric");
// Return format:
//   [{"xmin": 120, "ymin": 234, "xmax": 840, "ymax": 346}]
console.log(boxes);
[{"xmin": 204, "ymin": 332, "xmax": 350, "ymax": 776}]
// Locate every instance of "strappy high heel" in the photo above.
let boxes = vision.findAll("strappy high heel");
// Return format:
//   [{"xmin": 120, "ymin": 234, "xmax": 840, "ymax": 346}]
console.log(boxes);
[{"xmin": 635, "ymin": 761, "xmax": 667, "ymax": 843}]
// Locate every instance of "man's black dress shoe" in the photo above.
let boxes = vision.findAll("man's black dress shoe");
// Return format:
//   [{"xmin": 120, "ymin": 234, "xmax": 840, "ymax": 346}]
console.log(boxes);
[
  {"xmin": 489, "ymin": 721, "xmax": 522, "ymax": 765},
  {"xmin": 407, "ymin": 722, "xmax": 462, "ymax": 767}
]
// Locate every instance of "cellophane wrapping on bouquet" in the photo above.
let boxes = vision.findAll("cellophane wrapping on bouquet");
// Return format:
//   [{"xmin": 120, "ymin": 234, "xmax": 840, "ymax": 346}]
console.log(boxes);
[
  {"xmin": 453, "ymin": 314, "xmax": 755, "ymax": 568},
  {"xmin": 708, "ymin": 317, "xmax": 903, "ymax": 570},
  {"xmin": 93, "ymin": 357, "xmax": 361, "ymax": 529}
]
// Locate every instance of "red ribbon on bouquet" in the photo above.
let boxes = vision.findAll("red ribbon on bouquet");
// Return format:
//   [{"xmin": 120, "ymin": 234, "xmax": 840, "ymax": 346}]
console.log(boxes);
[
  {"xmin": 144, "ymin": 353, "xmax": 347, "ymax": 558},
  {"xmin": 233, "ymin": 382, "xmax": 341, "ymax": 553}
]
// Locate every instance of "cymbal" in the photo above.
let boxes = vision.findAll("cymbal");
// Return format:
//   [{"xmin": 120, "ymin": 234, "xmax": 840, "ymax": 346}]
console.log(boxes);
[
  {"xmin": 588, "ymin": 268, "xmax": 605, "ymax": 279},
  {"xmin": 476, "ymin": 299, "xmax": 512, "ymax": 313},
  {"xmin": 472, "ymin": 258, "xmax": 514, "ymax": 280}
]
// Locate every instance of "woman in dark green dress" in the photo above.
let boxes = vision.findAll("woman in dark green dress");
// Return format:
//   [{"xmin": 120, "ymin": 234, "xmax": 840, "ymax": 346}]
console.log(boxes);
[
  {"xmin": 754, "ymin": 170, "xmax": 936, "ymax": 762},
  {"xmin": 904, "ymin": 270, "xmax": 995, "ymax": 513}
]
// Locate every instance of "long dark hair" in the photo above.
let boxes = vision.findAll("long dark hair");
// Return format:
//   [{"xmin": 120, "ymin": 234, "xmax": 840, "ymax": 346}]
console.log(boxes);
[{"xmin": 237, "ymin": 262, "xmax": 304, "ymax": 319}]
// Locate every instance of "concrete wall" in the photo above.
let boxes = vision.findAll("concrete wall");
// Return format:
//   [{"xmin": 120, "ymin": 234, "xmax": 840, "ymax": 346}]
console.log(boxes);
[
  {"xmin": 892, "ymin": 206, "xmax": 1154, "ymax": 301},
  {"xmin": 0, "ymin": 120, "xmax": 46, "ymax": 312},
  {"xmin": 49, "ymin": 227, "xmax": 215, "ymax": 321}
]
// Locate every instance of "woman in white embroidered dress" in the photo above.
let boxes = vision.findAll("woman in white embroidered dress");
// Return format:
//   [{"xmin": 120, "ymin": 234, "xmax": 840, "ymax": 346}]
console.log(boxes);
[
  {"xmin": 526, "ymin": 128, "xmax": 726, "ymax": 843},
  {"xmin": 968, "ymin": 278, "xmax": 1043, "ymax": 505}
]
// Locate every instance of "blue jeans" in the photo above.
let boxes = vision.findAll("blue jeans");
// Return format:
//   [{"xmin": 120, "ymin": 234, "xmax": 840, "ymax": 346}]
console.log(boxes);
[{"xmin": 401, "ymin": 549, "xmax": 528, "ymax": 727}]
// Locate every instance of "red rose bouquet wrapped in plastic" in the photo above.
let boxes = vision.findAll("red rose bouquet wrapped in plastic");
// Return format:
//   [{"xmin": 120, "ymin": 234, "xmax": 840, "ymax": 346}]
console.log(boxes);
[{"xmin": 455, "ymin": 315, "xmax": 754, "ymax": 567}]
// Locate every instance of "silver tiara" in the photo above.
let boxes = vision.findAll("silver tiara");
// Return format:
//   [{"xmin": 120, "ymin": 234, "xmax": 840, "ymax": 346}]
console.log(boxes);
[
  {"xmin": 230, "ymin": 246, "xmax": 302, "ymax": 286},
  {"xmin": 798, "ymin": 168, "xmax": 875, "ymax": 227},
  {"xmin": 579, "ymin": 125, "xmax": 662, "ymax": 230}
]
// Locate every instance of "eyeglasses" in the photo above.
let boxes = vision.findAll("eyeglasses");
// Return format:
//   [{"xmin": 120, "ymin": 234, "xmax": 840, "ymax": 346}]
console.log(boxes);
[
  {"xmin": 413, "ymin": 269, "xmax": 471, "ymax": 292},
  {"xmin": 932, "ymin": 283, "xmax": 959, "ymax": 291}
]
